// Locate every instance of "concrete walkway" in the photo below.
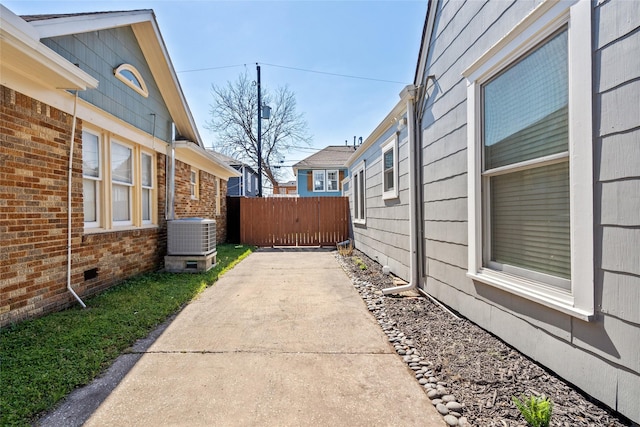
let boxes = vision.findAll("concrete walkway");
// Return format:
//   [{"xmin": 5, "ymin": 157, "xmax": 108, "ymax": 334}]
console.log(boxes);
[{"xmin": 84, "ymin": 248, "xmax": 445, "ymax": 426}]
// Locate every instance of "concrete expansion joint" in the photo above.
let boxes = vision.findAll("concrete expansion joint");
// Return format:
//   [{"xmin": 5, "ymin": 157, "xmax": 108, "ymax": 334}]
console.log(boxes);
[{"xmin": 127, "ymin": 349, "xmax": 394, "ymax": 355}]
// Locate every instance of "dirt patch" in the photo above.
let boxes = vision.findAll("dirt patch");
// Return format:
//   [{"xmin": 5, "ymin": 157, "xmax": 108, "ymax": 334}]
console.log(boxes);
[{"xmin": 337, "ymin": 250, "xmax": 631, "ymax": 427}]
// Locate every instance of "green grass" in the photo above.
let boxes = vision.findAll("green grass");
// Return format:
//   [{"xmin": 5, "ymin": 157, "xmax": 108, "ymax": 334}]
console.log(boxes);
[{"xmin": 0, "ymin": 244, "xmax": 254, "ymax": 426}]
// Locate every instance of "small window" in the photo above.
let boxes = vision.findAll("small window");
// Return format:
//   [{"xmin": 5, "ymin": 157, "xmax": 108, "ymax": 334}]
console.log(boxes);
[
  {"xmin": 327, "ymin": 170, "xmax": 339, "ymax": 192},
  {"xmin": 82, "ymin": 130, "xmax": 101, "ymax": 228},
  {"xmin": 190, "ymin": 169, "xmax": 199, "ymax": 199},
  {"xmin": 215, "ymin": 177, "xmax": 221, "ymax": 215},
  {"xmin": 313, "ymin": 170, "xmax": 326, "ymax": 192},
  {"xmin": 111, "ymin": 141, "xmax": 133, "ymax": 225},
  {"xmin": 381, "ymin": 135, "xmax": 398, "ymax": 199},
  {"xmin": 114, "ymin": 64, "xmax": 149, "ymax": 98},
  {"xmin": 352, "ymin": 162, "xmax": 366, "ymax": 224},
  {"xmin": 141, "ymin": 153, "xmax": 153, "ymax": 223}
]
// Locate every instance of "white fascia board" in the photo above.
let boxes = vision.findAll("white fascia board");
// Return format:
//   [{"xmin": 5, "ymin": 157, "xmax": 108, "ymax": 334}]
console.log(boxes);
[
  {"xmin": 131, "ymin": 20, "xmax": 203, "ymax": 147},
  {"xmin": 1, "ymin": 5, "xmax": 98, "ymax": 90},
  {"xmin": 28, "ymin": 9, "xmax": 203, "ymax": 147},
  {"xmin": 28, "ymin": 10, "xmax": 154, "ymax": 39},
  {"xmin": 174, "ymin": 141, "xmax": 242, "ymax": 180}
]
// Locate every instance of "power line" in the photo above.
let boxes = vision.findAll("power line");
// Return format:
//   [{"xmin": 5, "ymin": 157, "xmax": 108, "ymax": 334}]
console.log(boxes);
[
  {"xmin": 261, "ymin": 62, "xmax": 409, "ymax": 85},
  {"xmin": 175, "ymin": 62, "xmax": 409, "ymax": 85},
  {"xmin": 176, "ymin": 64, "xmax": 246, "ymax": 74}
]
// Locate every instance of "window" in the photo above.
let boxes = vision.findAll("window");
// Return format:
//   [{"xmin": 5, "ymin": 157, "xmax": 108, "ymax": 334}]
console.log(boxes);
[
  {"xmin": 246, "ymin": 172, "xmax": 252, "ymax": 193},
  {"xmin": 82, "ymin": 130, "xmax": 101, "ymax": 227},
  {"xmin": 190, "ymin": 169, "xmax": 199, "ymax": 199},
  {"xmin": 215, "ymin": 177, "xmax": 221, "ymax": 215},
  {"xmin": 111, "ymin": 141, "xmax": 133, "ymax": 225},
  {"xmin": 353, "ymin": 162, "xmax": 366, "ymax": 224},
  {"xmin": 141, "ymin": 153, "xmax": 153, "ymax": 223},
  {"xmin": 463, "ymin": 0, "xmax": 593, "ymax": 318},
  {"xmin": 327, "ymin": 170, "xmax": 339, "ymax": 192},
  {"xmin": 313, "ymin": 170, "xmax": 326, "ymax": 192},
  {"xmin": 381, "ymin": 135, "xmax": 398, "ymax": 199},
  {"xmin": 114, "ymin": 64, "xmax": 149, "ymax": 98},
  {"xmin": 82, "ymin": 129, "xmax": 157, "ymax": 231}
]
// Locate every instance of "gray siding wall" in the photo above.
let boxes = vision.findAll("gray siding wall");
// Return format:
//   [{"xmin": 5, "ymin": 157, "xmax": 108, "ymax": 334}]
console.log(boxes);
[
  {"xmin": 351, "ymin": 118, "xmax": 411, "ymax": 281},
  {"xmin": 420, "ymin": 0, "xmax": 639, "ymax": 422},
  {"xmin": 42, "ymin": 26, "xmax": 173, "ymax": 142}
]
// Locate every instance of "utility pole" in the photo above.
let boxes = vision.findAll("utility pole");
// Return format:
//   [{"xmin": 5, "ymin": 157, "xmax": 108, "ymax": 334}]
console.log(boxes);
[{"xmin": 256, "ymin": 63, "xmax": 263, "ymax": 197}]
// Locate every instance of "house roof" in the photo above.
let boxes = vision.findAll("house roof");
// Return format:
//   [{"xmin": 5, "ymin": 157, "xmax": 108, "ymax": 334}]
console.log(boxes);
[
  {"xmin": 0, "ymin": 5, "xmax": 99, "ymax": 91},
  {"xmin": 7, "ymin": 7, "xmax": 239, "ymax": 180},
  {"xmin": 22, "ymin": 9, "xmax": 203, "ymax": 147},
  {"xmin": 292, "ymin": 145, "xmax": 356, "ymax": 175},
  {"xmin": 207, "ymin": 150, "xmax": 256, "ymax": 174}
]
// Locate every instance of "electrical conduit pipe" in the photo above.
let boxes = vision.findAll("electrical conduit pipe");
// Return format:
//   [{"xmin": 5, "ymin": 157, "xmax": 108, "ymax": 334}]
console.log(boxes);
[{"xmin": 67, "ymin": 90, "xmax": 86, "ymax": 308}]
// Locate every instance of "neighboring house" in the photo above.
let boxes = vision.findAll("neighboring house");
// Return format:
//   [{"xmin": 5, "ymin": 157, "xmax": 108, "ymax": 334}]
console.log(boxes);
[
  {"xmin": 293, "ymin": 145, "xmax": 355, "ymax": 197},
  {"xmin": 0, "ymin": 6, "xmax": 240, "ymax": 327},
  {"xmin": 209, "ymin": 151, "xmax": 259, "ymax": 197},
  {"xmin": 273, "ymin": 180, "xmax": 297, "ymax": 196},
  {"xmin": 347, "ymin": 0, "xmax": 640, "ymax": 424}
]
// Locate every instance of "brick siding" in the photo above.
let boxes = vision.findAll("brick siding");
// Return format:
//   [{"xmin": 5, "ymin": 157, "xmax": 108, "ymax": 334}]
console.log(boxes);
[
  {"xmin": 173, "ymin": 160, "xmax": 227, "ymax": 243},
  {"xmin": 0, "ymin": 86, "xmax": 228, "ymax": 327}
]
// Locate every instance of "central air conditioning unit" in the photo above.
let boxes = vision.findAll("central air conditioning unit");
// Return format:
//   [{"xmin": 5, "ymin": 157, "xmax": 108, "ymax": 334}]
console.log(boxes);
[{"xmin": 167, "ymin": 218, "xmax": 216, "ymax": 256}]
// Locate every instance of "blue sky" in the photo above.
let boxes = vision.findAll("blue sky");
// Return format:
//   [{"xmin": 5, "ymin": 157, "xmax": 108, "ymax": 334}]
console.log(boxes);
[{"xmin": 4, "ymin": 0, "xmax": 427, "ymax": 183}]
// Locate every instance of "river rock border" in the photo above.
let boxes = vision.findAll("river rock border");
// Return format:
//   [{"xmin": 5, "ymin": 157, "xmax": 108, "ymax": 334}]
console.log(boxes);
[{"xmin": 337, "ymin": 253, "xmax": 471, "ymax": 427}]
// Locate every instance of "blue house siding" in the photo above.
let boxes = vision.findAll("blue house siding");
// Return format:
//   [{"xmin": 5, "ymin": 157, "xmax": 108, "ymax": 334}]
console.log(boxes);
[
  {"xmin": 41, "ymin": 26, "xmax": 173, "ymax": 142},
  {"xmin": 227, "ymin": 166, "xmax": 258, "ymax": 197},
  {"xmin": 296, "ymin": 169, "xmax": 348, "ymax": 197}
]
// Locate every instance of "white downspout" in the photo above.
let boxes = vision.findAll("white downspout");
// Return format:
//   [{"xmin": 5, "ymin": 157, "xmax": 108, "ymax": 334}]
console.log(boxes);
[
  {"xmin": 67, "ymin": 90, "xmax": 87, "ymax": 308},
  {"xmin": 166, "ymin": 124, "xmax": 176, "ymax": 221},
  {"xmin": 383, "ymin": 85, "xmax": 419, "ymax": 295}
]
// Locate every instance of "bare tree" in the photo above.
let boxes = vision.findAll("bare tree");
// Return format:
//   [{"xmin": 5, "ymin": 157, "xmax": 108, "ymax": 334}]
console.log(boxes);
[{"xmin": 206, "ymin": 71, "xmax": 312, "ymax": 191}]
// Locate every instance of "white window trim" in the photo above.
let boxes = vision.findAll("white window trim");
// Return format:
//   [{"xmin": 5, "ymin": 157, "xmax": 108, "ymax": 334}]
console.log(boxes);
[
  {"xmin": 352, "ymin": 161, "xmax": 366, "ymax": 225},
  {"xmin": 463, "ymin": 0, "xmax": 593, "ymax": 320},
  {"xmin": 381, "ymin": 135, "xmax": 398, "ymax": 200},
  {"xmin": 111, "ymin": 140, "xmax": 134, "ymax": 227},
  {"xmin": 141, "ymin": 151, "xmax": 154, "ymax": 225},
  {"xmin": 114, "ymin": 63, "xmax": 149, "ymax": 98},
  {"xmin": 326, "ymin": 169, "xmax": 339, "ymax": 192},
  {"xmin": 313, "ymin": 170, "xmax": 326, "ymax": 192},
  {"xmin": 82, "ymin": 129, "xmax": 102, "ymax": 229},
  {"xmin": 190, "ymin": 168, "xmax": 199, "ymax": 200}
]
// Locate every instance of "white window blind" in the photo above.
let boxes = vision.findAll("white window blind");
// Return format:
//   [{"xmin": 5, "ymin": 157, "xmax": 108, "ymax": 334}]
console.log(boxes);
[
  {"xmin": 482, "ymin": 28, "xmax": 570, "ymax": 285},
  {"xmin": 141, "ymin": 153, "xmax": 152, "ymax": 222},
  {"xmin": 82, "ymin": 131, "xmax": 100, "ymax": 225},
  {"xmin": 112, "ymin": 142, "xmax": 132, "ymax": 223}
]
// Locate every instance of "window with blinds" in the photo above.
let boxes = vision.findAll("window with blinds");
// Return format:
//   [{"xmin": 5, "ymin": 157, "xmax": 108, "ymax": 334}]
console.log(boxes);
[
  {"xmin": 381, "ymin": 135, "xmax": 398, "ymax": 200},
  {"xmin": 352, "ymin": 162, "xmax": 366, "ymax": 224},
  {"xmin": 111, "ymin": 141, "xmax": 133, "ymax": 224},
  {"xmin": 82, "ymin": 131, "xmax": 101, "ymax": 227},
  {"xmin": 481, "ymin": 28, "xmax": 570, "ymax": 289}
]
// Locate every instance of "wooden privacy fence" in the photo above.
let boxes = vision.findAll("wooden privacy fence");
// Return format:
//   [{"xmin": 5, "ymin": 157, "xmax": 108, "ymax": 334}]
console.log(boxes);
[{"xmin": 239, "ymin": 197, "xmax": 349, "ymax": 247}]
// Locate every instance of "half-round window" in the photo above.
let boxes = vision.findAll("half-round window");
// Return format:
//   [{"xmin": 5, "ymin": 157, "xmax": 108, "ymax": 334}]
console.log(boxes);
[{"xmin": 114, "ymin": 64, "xmax": 149, "ymax": 98}]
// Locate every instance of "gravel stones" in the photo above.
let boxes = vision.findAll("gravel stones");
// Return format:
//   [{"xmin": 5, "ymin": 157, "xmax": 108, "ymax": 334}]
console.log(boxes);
[{"xmin": 337, "ymin": 251, "xmax": 630, "ymax": 427}]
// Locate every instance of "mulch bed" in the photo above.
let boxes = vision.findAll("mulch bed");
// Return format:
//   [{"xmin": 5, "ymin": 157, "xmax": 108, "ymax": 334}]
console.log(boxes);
[{"xmin": 337, "ymin": 249, "xmax": 632, "ymax": 427}]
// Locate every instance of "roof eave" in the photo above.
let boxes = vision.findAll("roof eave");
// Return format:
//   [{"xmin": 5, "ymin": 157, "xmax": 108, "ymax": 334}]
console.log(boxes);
[
  {"xmin": 27, "ymin": 9, "xmax": 203, "ymax": 145},
  {"xmin": 1, "ymin": 5, "xmax": 98, "ymax": 90}
]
